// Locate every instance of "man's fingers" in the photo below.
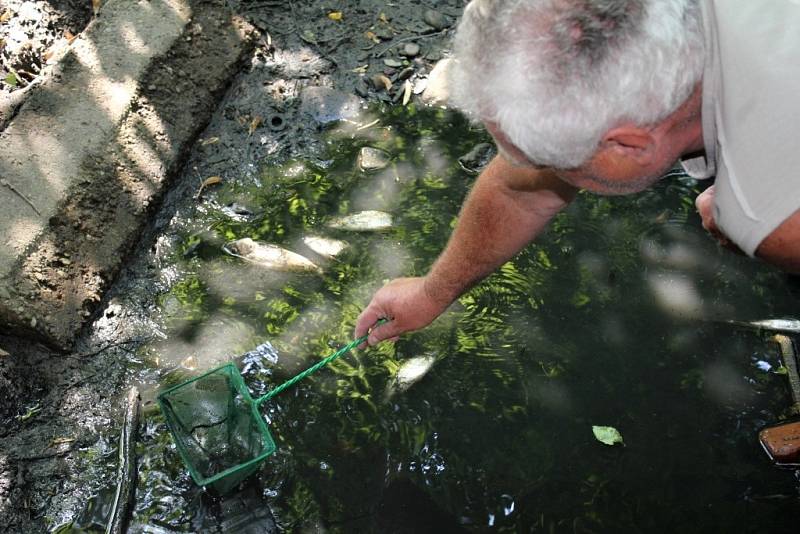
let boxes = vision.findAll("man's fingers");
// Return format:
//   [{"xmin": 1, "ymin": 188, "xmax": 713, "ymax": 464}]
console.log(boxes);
[
  {"xmin": 695, "ymin": 186, "xmax": 717, "ymax": 232},
  {"xmin": 355, "ymin": 307, "xmax": 382, "ymax": 339},
  {"xmin": 368, "ymin": 320, "xmax": 401, "ymax": 346}
]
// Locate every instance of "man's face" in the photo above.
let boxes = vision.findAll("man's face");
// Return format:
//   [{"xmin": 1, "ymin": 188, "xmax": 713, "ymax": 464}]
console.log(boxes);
[
  {"xmin": 556, "ymin": 158, "xmax": 670, "ymax": 196},
  {"xmin": 486, "ymin": 122, "xmax": 675, "ymax": 196}
]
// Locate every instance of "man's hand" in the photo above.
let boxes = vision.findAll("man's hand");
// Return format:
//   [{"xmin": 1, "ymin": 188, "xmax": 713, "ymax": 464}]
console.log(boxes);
[
  {"xmin": 697, "ymin": 184, "xmax": 800, "ymax": 273},
  {"xmin": 695, "ymin": 185, "xmax": 742, "ymax": 252},
  {"xmin": 355, "ymin": 277, "xmax": 451, "ymax": 346},
  {"xmin": 695, "ymin": 185, "xmax": 723, "ymax": 241},
  {"xmin": 354, "ymin": 155, "xmax": 576, "ymax": 347}
]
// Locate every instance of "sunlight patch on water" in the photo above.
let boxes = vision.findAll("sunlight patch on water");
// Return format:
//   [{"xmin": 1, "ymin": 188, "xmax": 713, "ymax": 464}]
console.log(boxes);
[
  {"xmin": 150, "ymin": 311, "xmax": 258, "ymax": 371},
  {"xmin": 349, "ymin": 167, "xmax": 402, "ymax": 212},
  {"xmin": 646, "ymin": 271, "xmax": 706, "ymax": 319},
  {"xmin": 370, "ymin": 240, "xmax": 412, "ymax": 279}
]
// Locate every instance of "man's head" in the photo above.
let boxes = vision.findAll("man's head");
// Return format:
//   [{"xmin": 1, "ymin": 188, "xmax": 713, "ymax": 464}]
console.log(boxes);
[{"xmin": 450, "ymin": 0, "xmax": 705, "ymax": 192}]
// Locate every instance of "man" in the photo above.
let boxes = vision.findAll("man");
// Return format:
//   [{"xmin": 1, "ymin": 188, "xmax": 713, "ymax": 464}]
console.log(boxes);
[{"xmin": 356, "ymin": 0, "xmax": 800, "ymax": 345}]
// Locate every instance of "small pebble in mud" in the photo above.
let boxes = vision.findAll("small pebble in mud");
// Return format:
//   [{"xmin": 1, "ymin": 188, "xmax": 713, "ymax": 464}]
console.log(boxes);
[
  {"xmin": 355, "ymin": 80, "xmax": 369, "ymax": 98},
  {"xmin": 358, "ymin": 147, "xmax": 391, "ymax": 171},
  {"xmin": 401, "ymin": 43, "xmax": 420, "ymax": 57},
  {"xmin": 383, "ymin": 58, "xmax": 403, "ymax": 68},
  {"xmin": 397, "ymin": 67, "xmax": 415, "ymax": 81},
  {"xmin": 423, "ymin": 9, "xmax": 450, "ymax": 30}
]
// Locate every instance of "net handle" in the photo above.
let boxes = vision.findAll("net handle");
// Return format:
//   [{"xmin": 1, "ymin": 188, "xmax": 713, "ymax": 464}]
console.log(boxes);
[{"xmin": 254, "ymin": 318, "xmax": 388, "ymax": 406}]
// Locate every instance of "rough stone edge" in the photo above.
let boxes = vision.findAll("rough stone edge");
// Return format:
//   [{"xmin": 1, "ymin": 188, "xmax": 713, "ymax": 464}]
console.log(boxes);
[{"xmin": 0, "ymin": 0, "xmax": 258, "ymax": 349}]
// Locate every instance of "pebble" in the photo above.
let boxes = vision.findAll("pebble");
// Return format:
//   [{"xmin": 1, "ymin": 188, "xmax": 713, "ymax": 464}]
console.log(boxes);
[
  {"xmin": 397, "ymin": 67, "xmax": 415, "ymax": 81},
  {"xmin": 358, "ymin": 147, "xmax": 391, "ymax": 171},
  {"xmin": 373, "ymin": 26, "xmax": 393, "ymax": 40},
  {"xmin": 354, "ymin": 80, "xmax": 369, "ymax": 98},
  {"xmin": 383, "ymin": 58, "xmax": 403, "ymax": 68},
  {"xmin": 423, "ymin": 9, "xmax": 450, "ymax": 30},
  {"xmin": 401, "ymin": 43, "xmax": 420, "ymax": 57}
]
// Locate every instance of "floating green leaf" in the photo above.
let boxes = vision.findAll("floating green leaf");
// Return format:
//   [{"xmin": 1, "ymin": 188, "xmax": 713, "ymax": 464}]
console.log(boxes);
[{"xmin": 592, "ymin": 425, "xmax": 624, "ymax": 446}]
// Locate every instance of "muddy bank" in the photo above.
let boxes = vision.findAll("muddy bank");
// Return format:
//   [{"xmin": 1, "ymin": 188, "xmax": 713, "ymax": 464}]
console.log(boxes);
[{"xmin": 0, "ymin": 0, "xmax": 463, "ymax": 531}]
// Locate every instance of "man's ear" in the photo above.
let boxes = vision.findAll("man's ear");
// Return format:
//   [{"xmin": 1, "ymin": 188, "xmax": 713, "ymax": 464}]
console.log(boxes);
[{"xmin": 599, "ymin": 125, "xmax": 657, "ymax": 166}]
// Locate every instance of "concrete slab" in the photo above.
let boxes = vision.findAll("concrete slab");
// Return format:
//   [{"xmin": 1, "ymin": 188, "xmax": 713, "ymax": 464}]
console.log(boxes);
[{"xmin": 0, "ymin": 0, "xmax": 256, "ymax": 348}]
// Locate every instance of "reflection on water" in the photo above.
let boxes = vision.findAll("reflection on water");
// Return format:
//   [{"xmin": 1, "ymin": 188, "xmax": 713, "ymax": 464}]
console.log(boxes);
[{"xmin": 127, "ymin": 105, "xmax": 799, "ymax": 532}]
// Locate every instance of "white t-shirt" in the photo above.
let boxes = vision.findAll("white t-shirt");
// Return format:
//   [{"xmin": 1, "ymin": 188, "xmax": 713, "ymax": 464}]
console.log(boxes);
[{"xmin": 681, "ymin": 0, "xmax": 800, "ymax": 256}]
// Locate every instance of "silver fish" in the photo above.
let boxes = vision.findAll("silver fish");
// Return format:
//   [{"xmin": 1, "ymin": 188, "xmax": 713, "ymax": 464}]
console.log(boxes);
[
  {"xmin": 325, "ymin": 210, "xmax": 393, "ymax": 232},
  {"xmin": 302, "ymin": 235, "xmax": 348, "ymax": 259},
  {"xmin": 224, "ymin": 238, "xmax": 321, "ymax": 273},
  {"xmin": 385, "ymin": 353, "xmax": 436, "ymax": 400},
  {"xmin": 729, "ymin": 318, "xmax": 800, "ymax": 334}
]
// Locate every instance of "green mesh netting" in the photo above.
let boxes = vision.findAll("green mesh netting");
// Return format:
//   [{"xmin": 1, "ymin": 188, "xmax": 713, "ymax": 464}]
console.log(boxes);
[{"xmin": 158, "ymin": 364, "xmax": 275, "ymax": 494}]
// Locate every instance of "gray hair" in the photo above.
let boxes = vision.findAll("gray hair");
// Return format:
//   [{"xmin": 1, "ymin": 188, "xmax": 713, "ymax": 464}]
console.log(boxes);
[{"xmin": 449, "ymin": 0, "xmax": 704, "ymax": 169}]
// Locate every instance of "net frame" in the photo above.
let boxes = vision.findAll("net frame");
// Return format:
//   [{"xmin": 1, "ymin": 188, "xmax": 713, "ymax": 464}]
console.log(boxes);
[{"xmin": 157, "ymin": 363, "xmax": 277, "ymax": 492}]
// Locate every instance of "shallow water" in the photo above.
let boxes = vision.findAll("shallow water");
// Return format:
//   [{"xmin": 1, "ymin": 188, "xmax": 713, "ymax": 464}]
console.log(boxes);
[{"xmin": 123, "ymin": 105, "xmax": 798, "ymax": 532}]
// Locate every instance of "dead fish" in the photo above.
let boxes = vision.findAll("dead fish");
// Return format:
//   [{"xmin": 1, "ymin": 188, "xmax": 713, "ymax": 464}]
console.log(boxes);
[
  {"xmin": 302, "ymin": 235, "xmax": 348, "ymax": 259},
  {"xmin": 224, "ymin": 238, "xmax": 321, "ymax": 273},
  {"xmin": 729, "ymin": 318, "xmax": 800, "ymax": 334},
  {"xmin": 325, "ymin": 210, "xmax": 393, "ymax": 232},
  {"xmin": 385, "ymin": 353, "xmax": 436, "ymax": 400}
]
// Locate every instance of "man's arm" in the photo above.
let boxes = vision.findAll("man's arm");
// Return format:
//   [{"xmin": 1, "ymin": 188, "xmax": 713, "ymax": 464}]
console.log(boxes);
[
  {"xmin": 696, "ymin": 185, "xmax": 800, "ymax": 273},
  {"xmin": 355, "ymin": 155, "xmax": 577, "ymax": 345},
  {"xmin": 755, "ymin": 210, "xmax": 800, "ymax": 273}
]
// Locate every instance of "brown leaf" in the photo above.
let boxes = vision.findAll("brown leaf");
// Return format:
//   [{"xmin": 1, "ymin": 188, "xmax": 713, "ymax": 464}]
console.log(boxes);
[
  {"xmin": 327, "ymin": 11, "xmax": 342, "ymax": 21},
  {"xmin": 195, "ymin": 176, "xmax": 222, "ymax": 199},
  {"xmin": 92, "ymin": 0, "xmax": 102, "ymax": 15},
  {"xmin": 200, "ymin": 136, "xmax": 220, "ymax": 146},
  {"xmin": 379, "ymin": 13, "xmax": 389, "ymax": 24},
  {"xmin": 377, "ymin": 74, "xmax": 392, "ymax": 91},
  {"xmin": 248, "ymin": 116, "xmax": 262, "ymax": 135},
  {"xmin": 365, "ymin": 31, "xmax": 380, "ymax": 44},
  {"xmin": 0, "ymin": 10, "xmax": 12, "ymax": 23}
]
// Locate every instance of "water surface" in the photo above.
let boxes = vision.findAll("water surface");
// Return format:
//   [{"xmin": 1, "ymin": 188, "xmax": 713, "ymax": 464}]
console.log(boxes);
[{"xmin": 127, "ymin": 105, "xmax": 799, "ymax": 532}]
